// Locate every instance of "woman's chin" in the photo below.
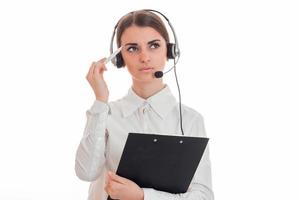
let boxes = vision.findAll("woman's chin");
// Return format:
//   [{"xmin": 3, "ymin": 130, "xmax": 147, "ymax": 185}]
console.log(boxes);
[{"xmin": 133, "ymin": 75, "xmax": 160, "ymax": 83}]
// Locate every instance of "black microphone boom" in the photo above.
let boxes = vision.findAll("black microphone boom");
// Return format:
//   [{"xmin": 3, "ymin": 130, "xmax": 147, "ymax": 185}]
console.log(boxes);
[{"xmin": 154, "ymin": 71, "xmax": 164, "ymax": 78}]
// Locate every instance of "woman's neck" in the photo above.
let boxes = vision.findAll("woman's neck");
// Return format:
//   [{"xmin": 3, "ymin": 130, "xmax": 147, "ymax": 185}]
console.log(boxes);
[{"xmin": 131, "ymin": 79, "xmax": 166, "ymax": 99}]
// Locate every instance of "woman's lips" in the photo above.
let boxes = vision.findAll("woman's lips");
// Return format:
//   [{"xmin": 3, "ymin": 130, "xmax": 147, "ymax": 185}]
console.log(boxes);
[{"xmin": 139, "ymin": 67, "xmax": 154, "ymax": 72}]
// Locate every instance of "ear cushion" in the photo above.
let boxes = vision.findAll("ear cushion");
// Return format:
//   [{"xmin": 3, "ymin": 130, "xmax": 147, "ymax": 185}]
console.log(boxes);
[
  {"xmin": 115, "ymin": 53, "xmax": 124, "ymax": 68},
  {"xmin": 167, "ymin": 43, "xmax": 176, "ymax": 59}
]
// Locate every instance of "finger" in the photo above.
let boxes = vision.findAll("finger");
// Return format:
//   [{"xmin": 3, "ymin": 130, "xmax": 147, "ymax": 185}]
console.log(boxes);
[
  {"xmin": 108, "ymin": 171, "xmax": 127, "ymax": 184},
  {"xmin": 86, "ymin": 62, "xmax": 96, "ymax": 79},
  {"xmin": 104, "ymin": 183, "xmax": 111, "ymax": 194},
  {"xmin": 105, "ymin": 181, "xmax": 123, "ymax": 199},
  {"xmin": 97, "ymin": 58, "xmax": 108, "ymax": 72},
  {"xmin": 93, "ymin": 61, "xmax": 100, "ymax": 75},
  {"xmin": 93, "ymin": 66, "xmax": 105, "ymax": 80},
  {"xmin": 98, "ymin": 57, "xmax": 107, "ymax": 63},
  {"xmin": 104, "ymin": 186, "xmax": 113, "ymax": 199},
  {"xmin": 105, "ymin": 173, "xmax": 110, "ymax": 187},
  {"xmin": 93, "ymin": 59, "xmax": 107, "ymax": 75}
]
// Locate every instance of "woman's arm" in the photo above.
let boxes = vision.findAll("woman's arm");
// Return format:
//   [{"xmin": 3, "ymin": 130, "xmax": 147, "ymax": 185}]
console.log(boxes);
[{"xmin": 75, "ymin": 100, "xmax": 110, "ymax": 181}]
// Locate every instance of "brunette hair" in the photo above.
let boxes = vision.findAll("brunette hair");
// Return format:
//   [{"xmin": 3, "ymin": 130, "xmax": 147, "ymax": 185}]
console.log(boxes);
[{"xmin": 116, "ymin": 10, "xmax": 170, "ymax": 48}]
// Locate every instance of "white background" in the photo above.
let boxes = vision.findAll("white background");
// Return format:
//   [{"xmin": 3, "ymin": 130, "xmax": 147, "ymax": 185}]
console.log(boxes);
[{"xmin": 0, "ymin": 0, "xmax": 299, "ymax": 199}]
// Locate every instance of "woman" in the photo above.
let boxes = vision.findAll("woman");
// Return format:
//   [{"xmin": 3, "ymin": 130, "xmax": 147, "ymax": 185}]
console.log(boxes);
[{"xmin": 75, "ymin": 10, "xmax": 214, "ymax": 200}]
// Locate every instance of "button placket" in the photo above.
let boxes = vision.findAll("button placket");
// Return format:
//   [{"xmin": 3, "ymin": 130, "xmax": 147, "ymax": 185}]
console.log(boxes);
[
  {"xmin": 140, "ymin": 103, "xmax": 150, "ymax": 131},
  {"xmin": 143, "ymin": 106, "xmax": 150, "ymax": 114}
]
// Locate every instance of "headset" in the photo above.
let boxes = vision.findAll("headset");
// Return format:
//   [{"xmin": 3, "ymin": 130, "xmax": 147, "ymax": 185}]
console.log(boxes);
[
  {"xmin": 109, "ymin": 9, "xmax": 180, "ymax": 69},
  {"xmin": 109, "ymin": 9, "xmax": 184, "ymax": 136}
]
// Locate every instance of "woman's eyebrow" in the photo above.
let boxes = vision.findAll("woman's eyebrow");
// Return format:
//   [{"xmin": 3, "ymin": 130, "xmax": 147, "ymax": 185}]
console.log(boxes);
[
  {"xmin": 124, "ymin": 39, "xmax": 161, "ymax": 46},
  {"xmin": 148, "ymin": 39, "xmax": 161, "ymax": 44}
]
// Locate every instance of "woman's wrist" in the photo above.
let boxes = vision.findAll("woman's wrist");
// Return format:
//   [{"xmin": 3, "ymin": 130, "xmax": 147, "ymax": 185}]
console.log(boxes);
[{"xmin": 96, "ymin": 96, "xmax": 108, "ymax": 103}]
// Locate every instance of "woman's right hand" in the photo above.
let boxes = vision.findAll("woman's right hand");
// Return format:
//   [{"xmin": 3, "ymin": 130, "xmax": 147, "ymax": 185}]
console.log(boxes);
[{"xmin": 86, "ymin": 58, "xmax": 109, "ymax": 103}]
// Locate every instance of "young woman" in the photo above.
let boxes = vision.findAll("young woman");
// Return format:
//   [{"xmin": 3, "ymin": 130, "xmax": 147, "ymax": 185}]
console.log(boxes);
[{"xmin": 75, "ymin": 10, "xmax": 214, "ymax": 200}]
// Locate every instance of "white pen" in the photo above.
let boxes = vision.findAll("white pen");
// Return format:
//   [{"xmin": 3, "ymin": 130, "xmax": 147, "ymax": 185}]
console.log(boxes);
[{"xmin": 105, "ymin": 46, "xmax": 123, "ymax": 64}]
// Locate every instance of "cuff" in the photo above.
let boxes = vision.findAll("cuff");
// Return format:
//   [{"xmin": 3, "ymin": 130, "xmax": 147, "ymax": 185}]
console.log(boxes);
[
  {"xmin": 142, "ymin": 188, "xmax": 155, "ymax": 200},
  {"xmin": 88, "ymin": 100, "xmax": 110, "ymax": 114}
]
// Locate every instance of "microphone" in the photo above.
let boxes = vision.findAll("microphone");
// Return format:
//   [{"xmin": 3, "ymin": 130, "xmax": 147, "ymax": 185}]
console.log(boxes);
[{"xmin": 154, "ymin": 71, "xmax": 164, "ymax": 78}]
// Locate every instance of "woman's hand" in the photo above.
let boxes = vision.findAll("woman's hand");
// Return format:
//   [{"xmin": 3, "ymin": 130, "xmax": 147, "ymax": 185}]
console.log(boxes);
[
  {"xmin": 105, "ymin": 171, "xmax": 144, "ymax": 200},
  {"xmin": 86, "ymin": 58, "xmax": 109, "ymax": 102}
]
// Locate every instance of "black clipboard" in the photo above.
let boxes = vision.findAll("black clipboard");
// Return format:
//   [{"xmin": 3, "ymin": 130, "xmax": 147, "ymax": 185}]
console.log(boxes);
[{"xmin": 107, "ymin": 132, "xmax": 209, "ymax": 199}]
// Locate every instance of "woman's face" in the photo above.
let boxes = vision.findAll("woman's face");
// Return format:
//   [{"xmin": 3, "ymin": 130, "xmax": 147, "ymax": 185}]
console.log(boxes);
[{"xmin": 120, "ymin": 25, "xmax": 167, "ymax": 82}]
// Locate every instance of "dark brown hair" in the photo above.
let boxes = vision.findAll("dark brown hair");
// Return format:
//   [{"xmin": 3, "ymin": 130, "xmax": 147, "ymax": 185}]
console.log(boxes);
[{"xmin": 116, "ymin": 10, "xmax": 170, "ymax": 47}]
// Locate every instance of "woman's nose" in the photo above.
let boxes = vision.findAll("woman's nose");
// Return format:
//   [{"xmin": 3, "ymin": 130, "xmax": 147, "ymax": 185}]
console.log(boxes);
[{"xmin": 139, "ymin": 49, "xmax": 150, "ymax": 63}]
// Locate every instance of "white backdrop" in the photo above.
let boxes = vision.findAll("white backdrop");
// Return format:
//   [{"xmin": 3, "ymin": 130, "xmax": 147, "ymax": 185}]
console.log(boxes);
[{"xmin": 0, "ymin": 0, "xmax": 299, "ymax": 199}]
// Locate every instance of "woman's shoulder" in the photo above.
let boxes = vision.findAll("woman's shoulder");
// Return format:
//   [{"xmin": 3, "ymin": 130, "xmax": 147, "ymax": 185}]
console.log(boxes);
[
  {"xmin": 180, "ymin": 104, "xmax": 207, "ymax": 136},
  {"xmin": 108, "ymin": 95, "xmax": 129, "ymax": 107},
  {"xmin": 106, "ymin": 97, "xmax": 128, "ymax": 116},
  {"xmin": 180, "ymin": 103, "xmax": 205, "ymax": 122}
]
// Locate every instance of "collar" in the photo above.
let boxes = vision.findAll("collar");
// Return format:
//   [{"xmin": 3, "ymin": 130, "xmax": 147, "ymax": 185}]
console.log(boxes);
[{"xmin": 121, "ymin": 85, "xmax": 177, "ymax": 119}]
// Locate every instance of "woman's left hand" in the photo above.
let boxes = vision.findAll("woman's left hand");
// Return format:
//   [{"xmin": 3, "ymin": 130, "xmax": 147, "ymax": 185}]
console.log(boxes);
[{"xmin": 105, "ymin": 171, "xmax": 144, "ymax": 200}]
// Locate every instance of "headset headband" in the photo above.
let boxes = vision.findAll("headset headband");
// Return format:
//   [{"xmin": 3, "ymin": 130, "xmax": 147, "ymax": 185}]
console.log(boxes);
[{"xmin": 109, "ymin": 9, "xmax": 180, "ymax": 60}]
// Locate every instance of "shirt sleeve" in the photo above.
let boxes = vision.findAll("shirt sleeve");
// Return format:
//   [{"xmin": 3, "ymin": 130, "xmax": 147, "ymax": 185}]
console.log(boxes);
[
  {"xmin": 143, "ymin": 113, "xmax": 214, "ymax": 200},
  {"xmin": 75, "ymin": 100, "xmax": 110, "ymax": 182}
]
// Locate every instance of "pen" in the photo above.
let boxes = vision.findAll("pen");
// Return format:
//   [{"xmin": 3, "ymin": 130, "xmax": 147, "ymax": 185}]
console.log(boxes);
[{"xmin": 105, "ymin": 46, "xmax": 123, "ymax": 64}]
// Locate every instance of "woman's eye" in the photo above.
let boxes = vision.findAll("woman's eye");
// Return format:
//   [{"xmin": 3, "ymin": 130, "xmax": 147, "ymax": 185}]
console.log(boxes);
[
  {"xmin": 127, "ymin": 46, "xmax": 138, "ymax": 52},
  {"xmin": 150, "ymin": 43, "xmax": 160, "ymax": 49}
]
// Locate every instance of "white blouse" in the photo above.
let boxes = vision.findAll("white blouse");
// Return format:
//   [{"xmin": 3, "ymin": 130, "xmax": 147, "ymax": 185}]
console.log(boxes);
[{"xmin": 75, "ymin": 85, "xmax": 214, "ymax": 200}]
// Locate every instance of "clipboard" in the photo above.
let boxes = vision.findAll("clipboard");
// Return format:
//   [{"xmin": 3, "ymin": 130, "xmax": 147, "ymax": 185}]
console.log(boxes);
[{"xmin": 107, "ymin": 132, "xmax": 209, "ymax": 199}]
